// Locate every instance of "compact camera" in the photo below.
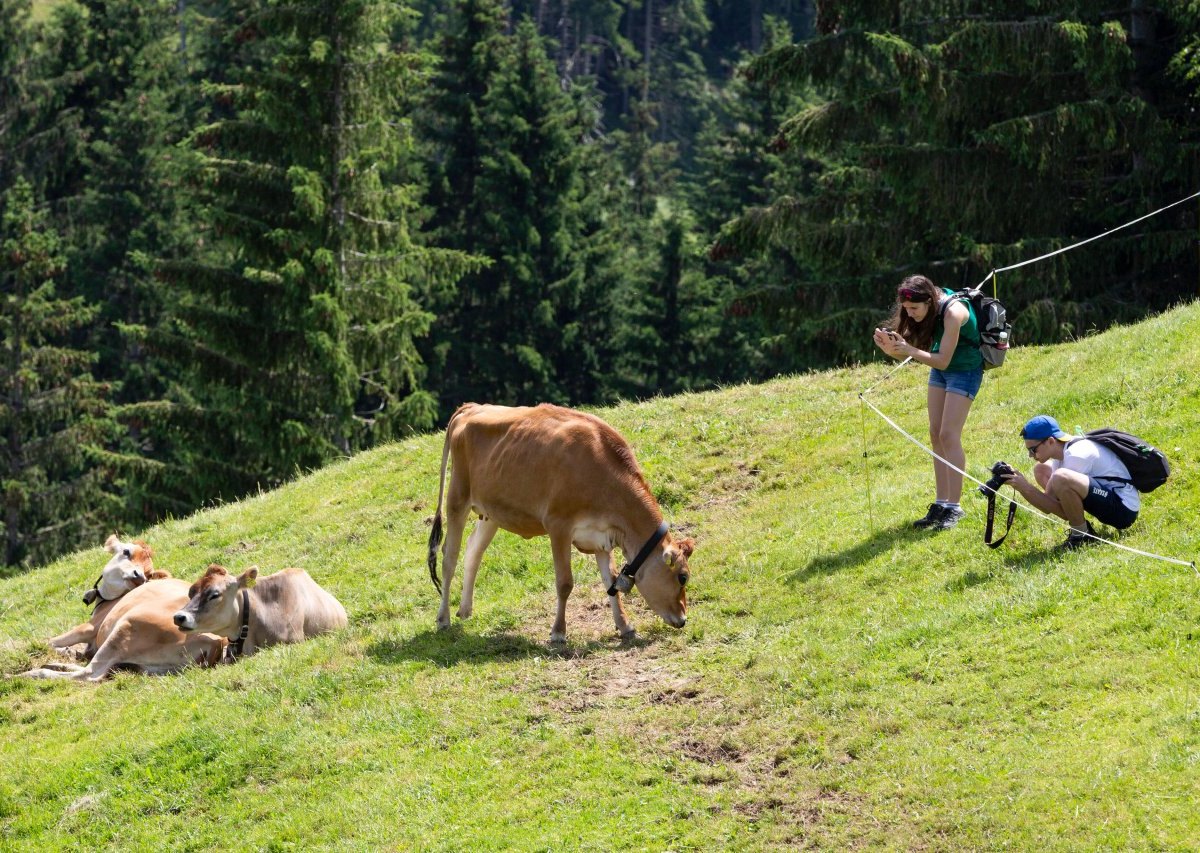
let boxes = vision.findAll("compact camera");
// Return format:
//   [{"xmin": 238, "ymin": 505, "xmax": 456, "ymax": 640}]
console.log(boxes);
[{"xmin": 978, "ymin": 461, "xmax": 1015, "ymax": 496}]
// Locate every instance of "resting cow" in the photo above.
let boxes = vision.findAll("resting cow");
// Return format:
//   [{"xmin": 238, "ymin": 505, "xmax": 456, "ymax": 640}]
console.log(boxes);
[
  {"xmin": 428, "ymin": 403, "xmax": 695, "ymax": 642},
  {"xmin": 46, "ymin": 535, "xmax": 166, "ymax": 659},
  {"xmin": 20, "ymin": 578, "xmax": 227, "ymax": 683},
  {"xmin": 173, "ymin": 565, "xmax": 347, "ymax": 657}
]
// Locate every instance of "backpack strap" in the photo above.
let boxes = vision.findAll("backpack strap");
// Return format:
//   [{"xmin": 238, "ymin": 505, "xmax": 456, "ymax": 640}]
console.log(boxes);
[
  {"xmin": 937, "ymin": 291, "xmax": 967, "ymax": 319},
  {"xmin": 1064, "ymin": 436, "xmax": 1134, "ymax": 485}
]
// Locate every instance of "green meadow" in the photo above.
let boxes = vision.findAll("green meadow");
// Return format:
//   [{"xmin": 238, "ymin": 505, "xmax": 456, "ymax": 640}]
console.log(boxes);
[{"xmin": 2, "ymin": 302, "xmax": 1198, "ymax": 850}]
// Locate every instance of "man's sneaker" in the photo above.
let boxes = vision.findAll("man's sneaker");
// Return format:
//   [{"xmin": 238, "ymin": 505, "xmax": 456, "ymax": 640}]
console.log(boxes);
[
  {"xmin": 932, "ymin": 505, "xmax": 966, "ymax": 530},
  {"xmin": 912, "ymin": 503, "xmax": 946, "ymax": 529},
  {"xmin": 1062, "ymin": 522, "xmax": 1098, "ymax": 551}
]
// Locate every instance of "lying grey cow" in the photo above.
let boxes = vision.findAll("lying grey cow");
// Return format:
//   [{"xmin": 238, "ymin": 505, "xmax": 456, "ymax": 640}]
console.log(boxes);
[{"xmin": 173, "ymin": 565, "xmax": 347, "ymax": 657}]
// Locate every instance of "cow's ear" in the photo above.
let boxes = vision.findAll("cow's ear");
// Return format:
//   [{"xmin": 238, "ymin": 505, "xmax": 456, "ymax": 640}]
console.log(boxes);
[
  {"xmin": 104, "ymin": 534, "xmax": 120, "ymax": 554},
  {"xmin": 677, "ymin": 537, "xmax": 695, "ymax": 558},
  {"xmin": 664, "ymin": 547, "xmax": 679, "ymax": 567},
  {"xmin": 238, "ymin": 567, "xmax": 259, "ymax": 589}
]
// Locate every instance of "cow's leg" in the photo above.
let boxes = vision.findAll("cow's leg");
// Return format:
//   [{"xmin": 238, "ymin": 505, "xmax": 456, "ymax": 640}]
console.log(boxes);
[
  {"xmin": 437, "ymin": 503, "xmax": 470, "ymax": 630},
  {"xmin": 18, "ymin": 659, "xmax": 107, "ymax": 681},
  {"xmin": 457, "ymin": 518, "xmax": 498, "ymax": 620},
  {"xmin": 17, "ymin": 662, "xmax": 86, "ymax": 679},
  {"xmin": 596, "ymin": 551, "xmax": 636, "ymax": 640},
  {"xmin": 549, "ymin": 532, "xmax": 575, "ymax": 644},
  {"xmin": 20, "ymin": 661, "xmax": 86, "ymax": 675},
  {"xmin": 49, "ymin": 622, "xmax": 96, "ymax": 653}
]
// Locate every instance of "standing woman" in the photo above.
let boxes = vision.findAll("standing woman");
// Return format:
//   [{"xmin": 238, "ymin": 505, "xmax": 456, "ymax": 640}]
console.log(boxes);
[{"xmin": 873, "ymin": 274, "xmax": 983, "ymax": 530}]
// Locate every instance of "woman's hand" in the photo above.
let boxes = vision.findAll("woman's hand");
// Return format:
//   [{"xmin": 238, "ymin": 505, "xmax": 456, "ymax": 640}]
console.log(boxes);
[{"xmin": 873, "ymin": 328, "xmax": 910, "ymax": 359}]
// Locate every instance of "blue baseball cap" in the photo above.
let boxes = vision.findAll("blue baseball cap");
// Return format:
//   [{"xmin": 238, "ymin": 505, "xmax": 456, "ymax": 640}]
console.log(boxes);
[{"xmin": 1021, "ymin": 415, "xmax": 1069, "ymax": 441}]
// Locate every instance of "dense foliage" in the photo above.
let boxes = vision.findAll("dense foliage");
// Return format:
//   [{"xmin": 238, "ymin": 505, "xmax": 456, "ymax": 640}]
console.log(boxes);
[{"xmin": 2, "ymin": 0, "xmax": 1197, "ymax": 566}]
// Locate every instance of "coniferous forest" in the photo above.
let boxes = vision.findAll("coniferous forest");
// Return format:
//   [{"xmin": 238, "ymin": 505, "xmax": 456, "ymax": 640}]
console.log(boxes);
[{"xmin": 2, "ymin": 0, "xmax": 1197, "ymax": 568}]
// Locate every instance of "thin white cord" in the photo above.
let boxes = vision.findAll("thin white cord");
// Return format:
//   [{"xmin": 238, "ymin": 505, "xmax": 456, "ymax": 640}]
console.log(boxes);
[
  {"xmin": 859, "ymin": 190, "xmax": 1199, "ymax": 568},
  {"xmin": 859, "ymin": 392, "xmax": 1195, "ymax": 568},
  {"xmin": 860, "ymin": 356, "xmax": 913, "ymax": 396},
  {"xmin": 973, "ymin": 189, "xmax": 1200, "ymax": 288}
]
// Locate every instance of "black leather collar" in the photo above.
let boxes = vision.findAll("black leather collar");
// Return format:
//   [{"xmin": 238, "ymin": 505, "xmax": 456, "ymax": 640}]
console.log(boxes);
[
  {"xmin": 228, "ymin": 588, "xmax": 251, "ymax": 660},
  {"xmin": 607, "ymin": 521, "xmax": 670, "ymax": 596}
]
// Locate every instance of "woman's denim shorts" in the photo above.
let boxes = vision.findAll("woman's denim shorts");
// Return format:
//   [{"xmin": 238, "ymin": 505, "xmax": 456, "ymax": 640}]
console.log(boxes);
[{"xmin": 928, "ymin": 366, "xmax": 984, "ymax": 400}]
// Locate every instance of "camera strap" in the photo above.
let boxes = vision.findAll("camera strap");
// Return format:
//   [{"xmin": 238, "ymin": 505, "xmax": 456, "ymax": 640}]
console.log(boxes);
[{"xmin": 984, "ymin": 490, "xmax": 1017, "ymax": 548}]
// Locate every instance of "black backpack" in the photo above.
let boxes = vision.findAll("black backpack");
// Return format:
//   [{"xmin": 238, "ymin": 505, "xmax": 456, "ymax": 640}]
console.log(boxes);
[
  {"xmin": 940, "ymin": 287, "xmax": 1012, "ymax": 370},
  {"xmin": 1069, "ymin": 428, "xmax": 1170, "ymax": 492}
]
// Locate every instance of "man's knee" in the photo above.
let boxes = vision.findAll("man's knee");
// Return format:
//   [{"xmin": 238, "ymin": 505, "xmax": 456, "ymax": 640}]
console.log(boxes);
[{"xmin": 1047, "ymin": 471, "xmax": 1087, "ymax": 501}]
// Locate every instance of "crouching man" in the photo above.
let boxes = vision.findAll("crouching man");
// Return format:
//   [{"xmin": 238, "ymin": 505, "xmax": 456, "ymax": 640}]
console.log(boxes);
[{"xmin": 1002, "ymin": 414, "xmax": 1139, "ymax": 550}]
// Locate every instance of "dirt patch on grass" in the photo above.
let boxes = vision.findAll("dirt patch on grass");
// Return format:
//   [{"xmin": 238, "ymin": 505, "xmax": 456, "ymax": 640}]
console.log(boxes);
[
  {"xmin": 687, "ymin": 460, "xmax": 762, "ymax": 513},
  {"xmin": 732, "ymin": 787, "xmax": 867, "ymax": 845},
  {"xmin": 509, "ymin": 584, "xmax": 853, "ymax": 838}
]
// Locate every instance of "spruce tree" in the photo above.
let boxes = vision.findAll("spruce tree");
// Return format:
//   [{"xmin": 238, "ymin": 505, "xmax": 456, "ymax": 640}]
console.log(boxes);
[
  {"xmin": 129, "ymin": 0, "xmax": 475, "ymax": 503},
  {"xmin": 1, "ymin": 179, "xmax": 116, "ymax": 569},
  {"xmin": 713, "ymin": 3, "xmax": 1199, "ymax": 365},
  {"xmin": 421, "ymin": 7, "xmax": 601, "ymax": 412}
]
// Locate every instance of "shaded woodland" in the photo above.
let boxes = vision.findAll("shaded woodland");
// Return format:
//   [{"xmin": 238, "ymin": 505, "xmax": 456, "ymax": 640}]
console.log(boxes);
[{"xmin": 2, "ymin": 0, "xmax": 1197, "ymax": 567}]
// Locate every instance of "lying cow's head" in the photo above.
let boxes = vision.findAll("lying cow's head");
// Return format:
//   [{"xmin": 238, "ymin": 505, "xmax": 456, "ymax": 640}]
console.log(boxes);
[
  {"xmin": 84, "ymin": 535, "xmax": 154, "ymax": 605},
  {"xmin": 635, "ymin": 536, "xmax": 695, "ymax": 628},
  {"xmin": 174, "ymin": 564, "xmax": 257, "ymax": 634}
]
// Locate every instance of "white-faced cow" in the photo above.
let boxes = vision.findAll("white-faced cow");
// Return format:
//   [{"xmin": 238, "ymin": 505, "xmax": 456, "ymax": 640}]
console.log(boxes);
[
  {"xmin": 45, "ymin": 535, "xmax": 163, "ymax": 659},
  {"xmin": 20, "ymin": 577, "xmax": 227, "ymax": 683},
  {"xmin": 428, "ymin": 403, "xmax": 695, "ymax": 642},
  {"xmin": 173, "ymin": 565, "xmax": 347, "ymax": 657}
]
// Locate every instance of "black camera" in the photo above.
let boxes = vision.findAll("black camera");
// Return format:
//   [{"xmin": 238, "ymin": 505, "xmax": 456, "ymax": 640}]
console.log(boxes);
[{"xmin": 978, "ymin": 461, "xmax": 1014, "ymax": 496}]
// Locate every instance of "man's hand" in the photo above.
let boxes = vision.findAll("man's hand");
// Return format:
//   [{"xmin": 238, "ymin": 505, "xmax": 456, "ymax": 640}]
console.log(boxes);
[{"xmin": 1002, "ymin": 468, "xmax": 1030, "ymax": 491}]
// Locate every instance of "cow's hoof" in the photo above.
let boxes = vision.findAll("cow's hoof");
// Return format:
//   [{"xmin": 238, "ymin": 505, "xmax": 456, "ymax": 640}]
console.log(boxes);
[
  {"xmin": 456, "ymin": 606, "xmax": 472, "ymax": 620},
  {"xmin": 436, "ymin": 617, "xmax": 451, "ymax": 631},
  {"xmin": 549, "ymin": 631, "xmax": 567, "ymax": 645},
  {"xmin": 619, "ymin": 627, "xmax": 637, "ymax": 642}
]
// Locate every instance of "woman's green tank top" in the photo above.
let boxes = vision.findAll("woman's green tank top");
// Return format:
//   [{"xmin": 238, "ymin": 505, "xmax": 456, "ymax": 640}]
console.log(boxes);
[{"xmin": 931, "ymin": 288, "xmax": 982, "ymax": 372}]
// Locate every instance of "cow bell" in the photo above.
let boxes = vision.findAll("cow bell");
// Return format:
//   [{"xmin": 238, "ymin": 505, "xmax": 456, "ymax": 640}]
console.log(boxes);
[{"xmin": 613, "ymin": 573, "xmax": 634, "ymax": 594}]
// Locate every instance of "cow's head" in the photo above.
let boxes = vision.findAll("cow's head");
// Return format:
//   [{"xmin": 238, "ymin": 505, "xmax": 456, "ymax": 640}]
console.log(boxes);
[
  {"xmin": 85, "ymin": 535, "xmax": 154, "ymax": 605},
  {"xmin": 174, "ymin": 564, "xmax": 257, "ymax": 635},
  {"xmin": 635, "ymin": 535, "xmax": 695, "ymax": 628}
]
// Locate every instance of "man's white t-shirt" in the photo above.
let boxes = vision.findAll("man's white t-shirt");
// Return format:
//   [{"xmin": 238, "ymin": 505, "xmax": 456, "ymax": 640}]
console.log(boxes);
[{"xmin": 1049, "ymin": 438, "xmax": 1141, "ymax": 512}]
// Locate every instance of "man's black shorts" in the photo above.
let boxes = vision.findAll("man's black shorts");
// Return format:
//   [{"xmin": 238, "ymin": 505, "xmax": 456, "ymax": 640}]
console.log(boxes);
[{"xmin": 1083, "ymin": 478, "xmax": 1138, "ymax": 530}]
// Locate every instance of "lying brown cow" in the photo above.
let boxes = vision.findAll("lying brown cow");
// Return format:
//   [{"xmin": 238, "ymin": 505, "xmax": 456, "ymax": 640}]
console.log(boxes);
[
  {"xmin": 173, "ymin": 565, "xmax": 347, "ymax": 656},
  {"xmin": 46, "ymin": 535, "xmax": 165, "ymax": 659},
  {"xmin": 428, "ymin": 403, "xmax": 695, "ymax": 642},
  {"xmin": 21, "ymin": 577, "xmax": 227, "ymax": 683}
]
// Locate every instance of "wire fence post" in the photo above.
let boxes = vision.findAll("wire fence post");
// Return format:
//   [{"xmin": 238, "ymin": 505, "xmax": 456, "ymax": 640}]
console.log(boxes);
[{"xmin": 859, "ymin": 395, "xmax": 875, "ymax": 533}]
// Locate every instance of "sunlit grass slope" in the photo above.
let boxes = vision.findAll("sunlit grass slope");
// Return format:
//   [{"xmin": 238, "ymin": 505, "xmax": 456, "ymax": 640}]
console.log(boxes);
[{"xmin": 2, "ymin": 301, "xmax": 1199, "ymax": 850}]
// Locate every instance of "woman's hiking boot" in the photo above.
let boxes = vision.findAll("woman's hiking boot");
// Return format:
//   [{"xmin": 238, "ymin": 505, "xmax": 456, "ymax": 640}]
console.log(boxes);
[
  {"xmin": 932, "ymin": 505, "xmax": 966, "ymax": 530},
  {"xmin": 912, "ymin": 503, "xmax": 945, "ymax": 529}
]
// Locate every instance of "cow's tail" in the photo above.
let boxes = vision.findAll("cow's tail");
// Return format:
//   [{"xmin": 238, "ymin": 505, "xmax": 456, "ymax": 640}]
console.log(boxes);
[{"xmin": 427, "ymin": 409, "xmax": 460, "ymax": 594}]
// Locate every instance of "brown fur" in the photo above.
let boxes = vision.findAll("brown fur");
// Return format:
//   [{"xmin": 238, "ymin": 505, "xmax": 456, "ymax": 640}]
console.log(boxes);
[
  {"xmin": 50, "ymin": 535, "xmax": 170, "ymax": 659},
  {"xmin": 22, "ymin": 578, "xmax": 227, "ymax": 683},
  {"xmin": 175, "ymin": 564, "xmax": 347, "ymax": 655},
  {"xmin": 428, "ymin": 403, "xmax": 695, "ymax": 642}
]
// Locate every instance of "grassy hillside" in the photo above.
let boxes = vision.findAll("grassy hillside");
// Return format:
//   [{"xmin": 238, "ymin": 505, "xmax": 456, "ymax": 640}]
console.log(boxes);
[{"xmin": 2, "ymin": 301, "xmax": 1199, "ymax": 850}]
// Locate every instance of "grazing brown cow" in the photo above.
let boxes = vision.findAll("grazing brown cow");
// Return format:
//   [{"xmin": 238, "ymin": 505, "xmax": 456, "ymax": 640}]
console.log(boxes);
[
  {"xmin": 173, "ymin": 565, "xmax": 347, "ymax": 657},
  {"xmin": 45, "ymin": 535, "xmax": 159, "ymax": 659},
  {"xmin": 428, "ymin": 403, "xmax": 695, "ymax": 642},
  {"xmin": 20, "ymin": 577, "xmax": 227, "ymax": 683}
]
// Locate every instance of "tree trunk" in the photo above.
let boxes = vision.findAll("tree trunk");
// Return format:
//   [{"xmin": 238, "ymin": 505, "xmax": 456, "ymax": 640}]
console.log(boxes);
[{"xmin": 642, "ymin": 0, "xmax": 652, "ymax": 103}]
